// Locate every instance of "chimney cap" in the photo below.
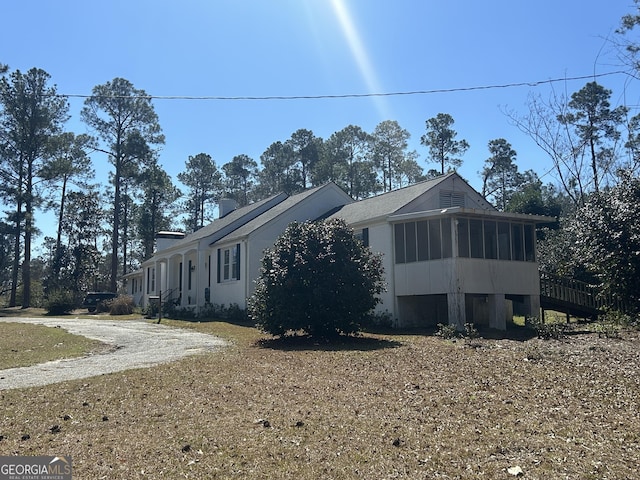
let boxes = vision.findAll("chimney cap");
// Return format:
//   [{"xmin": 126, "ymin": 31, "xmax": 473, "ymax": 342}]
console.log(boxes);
[{"xmin": 155, "ymin": 231, "xmax": 185, "ymax": 239}]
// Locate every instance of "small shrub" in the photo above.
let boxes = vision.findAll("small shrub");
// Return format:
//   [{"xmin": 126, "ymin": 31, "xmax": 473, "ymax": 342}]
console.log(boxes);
[
  {"xmin": 194, "ymin": 302, "xmax": 220, "ymax": 320},
  {"xmin": 464, "ymin": 322, "xmax": 479, "ymax": 339},
  {"xmin": 143, "ymin": 302, "xmax": 159, "ymax": 318},
  {"xmin": 436, "ymin": 323, "xmax": 458, "ymax": 340},
  {"xmin": 600, "ymin": 309, "xmax": 638, "ymax": 329},
  {"xmin": 595, "ymin": 310, "xmax": 626, "ymax": 338},
  {"xmin": 108, "ymin": 296, "xmax": 135, "ymax": 315},
  {"xmin": 595, "ymin": 322, "xmax": 621, "ymax": 339},
  {"xmin": 159, "ymin": 300, "xmax": 177, "ymax": 319},
  {"xmin": 528, "ymin": 316, "xmax": 567, "ymax": 340},
  {"xmin": 170, "ymin": 306, "xmax": 196, "ymax": 320},
  {"xmin": 45, "ymin": 290, "xmax": 76, "ymax": 315},
  {"xmin": 195, "ymin": 303, "xmax": 249, "ymax": 323},
  {"xmin": 224, "ymin": 303, "xmax": 249, "ymax": 323}
]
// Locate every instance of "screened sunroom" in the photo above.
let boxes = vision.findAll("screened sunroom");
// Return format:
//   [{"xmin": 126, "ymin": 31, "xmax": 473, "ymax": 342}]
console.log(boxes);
[{"xmin": 390, "ymin": 208, "xmax": 548, "ymax": 330}]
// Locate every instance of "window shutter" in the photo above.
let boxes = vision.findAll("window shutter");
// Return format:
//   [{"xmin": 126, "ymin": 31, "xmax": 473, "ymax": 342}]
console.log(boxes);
[
  {"xmin": 235, "ymin": 244, "xmax": 241, "ymax": 280},
  {"xmin": 362, "ymin": 228, "xmax": 369, "ymax": 247},
  {"xmin": 217, "ymin": 249, "xmax": 221, "ymax": 283}
]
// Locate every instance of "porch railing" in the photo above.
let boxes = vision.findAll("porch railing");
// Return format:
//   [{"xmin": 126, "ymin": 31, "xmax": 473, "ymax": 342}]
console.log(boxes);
[{"xmin": 539, "ymin": 271, "xmax": 625, "ymax": 317}]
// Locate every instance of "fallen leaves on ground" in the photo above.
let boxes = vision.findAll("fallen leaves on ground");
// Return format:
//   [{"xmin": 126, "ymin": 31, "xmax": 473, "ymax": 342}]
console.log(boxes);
[{"xmin": 0, "ymin": 323, "xmax": 638, "ymax": 479}]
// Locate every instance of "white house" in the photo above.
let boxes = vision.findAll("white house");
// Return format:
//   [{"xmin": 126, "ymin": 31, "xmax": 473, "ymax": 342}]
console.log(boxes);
[
  {"xmin": 126, "ymin": 172, "xmax": 551, "ymax": 330},
  {"xmin": 327, "ymin": 173, "xmax": 550, "ymax": 330},
  {"xmin": 131, "ymin": 182, "xmax": 353, "ymax": 312}
]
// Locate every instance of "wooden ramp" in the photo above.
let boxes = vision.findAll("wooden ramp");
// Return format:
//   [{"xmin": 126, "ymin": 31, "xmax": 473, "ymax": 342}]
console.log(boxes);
[{"xmin": 540, "ymin": 273, "xmax": 603, "ymax": 320}]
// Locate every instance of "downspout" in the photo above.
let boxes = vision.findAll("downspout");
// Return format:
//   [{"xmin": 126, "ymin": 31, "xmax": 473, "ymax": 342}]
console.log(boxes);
[{"xmin": 244, "ymin": 240, "xmax": 250, "ymax": 309}]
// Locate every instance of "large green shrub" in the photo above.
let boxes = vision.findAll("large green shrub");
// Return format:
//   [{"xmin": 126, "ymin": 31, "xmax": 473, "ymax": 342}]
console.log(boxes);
[
  {"xmin": 249, "ymin": 219, "xmax": 385, "ymax": 338},
  {"xmin": 564, "ymin": 171, "xmax": 640, "ymax": 313},
  {"xmin": 45, "ymin": 289, "xmax": 76, "ymax": 315}
]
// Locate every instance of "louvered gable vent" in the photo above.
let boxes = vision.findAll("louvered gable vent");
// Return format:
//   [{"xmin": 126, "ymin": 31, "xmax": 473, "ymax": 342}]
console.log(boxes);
[{"xmin": 439, "ymin": 190, "xmax": 465, "ymax": 208}]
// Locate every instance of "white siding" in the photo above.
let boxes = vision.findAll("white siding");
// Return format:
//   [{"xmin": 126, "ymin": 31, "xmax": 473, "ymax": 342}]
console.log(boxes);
[
  {"xmin": 394, "ymin": 258, "xmax": 539, "ymax": 296},
  {"xmin": 211, "ymin": 242, "xmax": 248, "ymax": 307}
]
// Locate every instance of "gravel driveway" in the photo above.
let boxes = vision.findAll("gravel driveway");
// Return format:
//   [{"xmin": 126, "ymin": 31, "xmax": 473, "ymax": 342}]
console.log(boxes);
[{"xmin": 0, "ymin": 317, "xmax": 227, "ymax": 390}]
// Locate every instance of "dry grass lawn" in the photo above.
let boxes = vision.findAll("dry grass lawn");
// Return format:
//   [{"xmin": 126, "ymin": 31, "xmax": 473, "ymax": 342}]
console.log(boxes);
[
  {"xmin": 0, "ymin": 318, "xmax": 639, "ymax": 479},
  {"xmin": 0, "ymin": 321, "xmax": 105, "ymax": 369}
]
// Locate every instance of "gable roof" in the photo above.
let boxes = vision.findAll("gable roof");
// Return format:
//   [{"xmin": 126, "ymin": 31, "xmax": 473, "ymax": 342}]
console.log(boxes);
[
  {"xmin": 160, "ymin": 192, "xmax": 287, "ymax": 251},
  {"xmin": 328, "ymin": 173, "xmax": 453, "ymax": 225},
  {"xmin": 216, "ymin": 183, "xmax": 351, "ymax": 244}
]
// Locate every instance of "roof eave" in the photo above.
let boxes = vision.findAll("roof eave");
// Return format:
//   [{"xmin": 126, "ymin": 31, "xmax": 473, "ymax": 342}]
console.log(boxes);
[{"xmin": 388, "ymin": 207, "xmax": 556, "ymax": 224}]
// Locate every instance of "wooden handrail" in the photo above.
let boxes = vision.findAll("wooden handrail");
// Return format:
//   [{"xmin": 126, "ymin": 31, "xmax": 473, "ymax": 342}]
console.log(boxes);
[{"xmin": 539, "ymin": 271, "xmax": 625, "ymax": 313}]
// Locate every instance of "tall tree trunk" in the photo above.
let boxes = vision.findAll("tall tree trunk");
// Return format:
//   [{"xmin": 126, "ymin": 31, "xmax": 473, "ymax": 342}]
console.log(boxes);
[
  {"xmin": 9, "ymin": 199, "xmax": 21, "ymax": 307},
  {"xmin": 589, "ymin": 120, "xmax": 600, "ymax": 195},
  {"xmin": 111, "ymin": 148, "xmax": 121, "ymax": 293},
  {"xmin": 52, "ymin": 174, "xmax": 69, "ymax": 280},
  {"xmin": 122, "ymin": 184, "xmax": 128, "ymax": 277},
  {"xmin": 22, "ymin": 161, "xmax": 33, "ymax": 308},
  {"xmin": 348, "ymin": 151, "xmax": 354, "ymax": 198},
  {"xmin": 56, "ymin": 175, "xmax": 68, "ymax": 255},
  {"xmin": 150, "ymin": 199, "xmax": 157, "ymax": 259},
  {"xmin": 9, "ymin": 165, "xmax": 24, "ymax": 307}
]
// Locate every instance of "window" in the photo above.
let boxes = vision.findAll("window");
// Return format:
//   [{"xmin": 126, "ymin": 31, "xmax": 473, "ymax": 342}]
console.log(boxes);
[
  {"xmin": 405, "ymin": 222, "xmax": 417, "ymax": 263},
  {"xmin": 395, "ymin": 218, "xmax": 452, "ymax": 264},
  {"xmin": 232, "ymin": 247, "xmax": 239, "ymax": 279},
  {"xmin": 394, "ymin": 217, "xmax": 536, "ymax": 264},
  {"xmin": 355, "ymin": 228, "xmax": 369, "ymax": 247},
  {"xmin": 469, "ymin": 219, "xmax": 483, "ymax": 258},
  {"xmin": 429, "ymin": 219, "xmax": 441, "ymax": 260},
  {"xmin": 524, "ymin": 224, "xmax": 535, "ymax": 261},
  {"xmin": 512, "ymin": 223, "xmax": 524, "ymax": 261},
  {"xmin": 484, "ymin": 221, "xmax": 497, "ymax": 259},
  {"xmin": 457, "ymin": 218, "xmax": 470, "ymax": 258},
  {"xmin": 223, "ymin": 250, "xmax": 230, "ymax": 280},
  {"xmin": 498, "ymin": 222, "xmax": 511, "ymax": 260},
  {"xmin": 441, "ymin": 218, "xmax": 452, "ymax": 258},
  {"xmin": 218, "ymin": 244, "xmax": 241, "ymax": 282},
  {"xmin": 456, "ymin": 218, "xmax": 534, "ymax": 262},
  {"xmin": 417, "ymin": 221, "xmax": 429, "ymax": 261},
  {"xmin": 394, "ymin": 223, "xmax": 405, "ymax": 264}
]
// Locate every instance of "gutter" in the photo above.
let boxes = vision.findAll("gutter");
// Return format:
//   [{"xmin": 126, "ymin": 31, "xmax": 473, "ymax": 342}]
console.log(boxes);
[{"xmin": 387, "ymin": 207, "xmax": 555, "ymax": 224}]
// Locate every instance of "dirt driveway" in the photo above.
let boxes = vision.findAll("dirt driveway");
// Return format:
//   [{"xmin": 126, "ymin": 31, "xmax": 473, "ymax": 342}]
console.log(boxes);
[{"xmin": 0, "ymin": 317, "xmax": 227, "ymax": 390}]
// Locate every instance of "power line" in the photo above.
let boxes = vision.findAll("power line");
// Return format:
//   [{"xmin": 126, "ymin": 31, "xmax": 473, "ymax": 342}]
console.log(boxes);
[{"xmin": 55, "ymin": 70, "xmax": 631, "ymax": 101}]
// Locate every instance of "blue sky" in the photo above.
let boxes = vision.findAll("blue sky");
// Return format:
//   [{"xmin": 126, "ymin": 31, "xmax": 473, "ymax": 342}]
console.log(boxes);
[{"xmin": 2, "ymin": 0, "xmax": 639, "ymax": 245}]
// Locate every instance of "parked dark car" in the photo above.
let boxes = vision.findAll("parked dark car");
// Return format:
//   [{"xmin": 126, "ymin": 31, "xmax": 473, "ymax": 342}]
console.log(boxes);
[{"xmin": 82, "ymin": 292, "xmax": 118, "ymax": 312}]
